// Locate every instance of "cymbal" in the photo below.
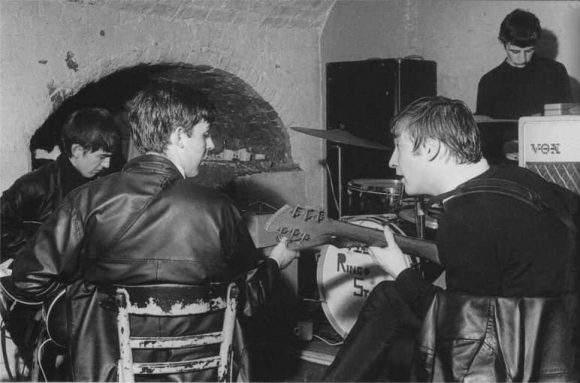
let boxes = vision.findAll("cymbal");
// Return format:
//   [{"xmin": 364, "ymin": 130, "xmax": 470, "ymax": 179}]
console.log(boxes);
[
  {"xmin": 473, "ymin": 115, "xmax": 518, "ymax": 124},
  {"xmin": 291, "ymin": 126, "xmax": 391, "ymax": 150}
]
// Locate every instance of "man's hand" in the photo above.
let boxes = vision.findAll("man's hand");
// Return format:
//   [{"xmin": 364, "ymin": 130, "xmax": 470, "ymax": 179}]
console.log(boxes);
[
  {"xmin": 0, "ymin": 259, "xmax": 13, "ymax": 278},
  {"xmin": 369, "ymin": 226, "xmax": 410, "ymax": 279},
  {"xmin": 268, "ymin": 238, "xmax": 300, "ymax": 270}
]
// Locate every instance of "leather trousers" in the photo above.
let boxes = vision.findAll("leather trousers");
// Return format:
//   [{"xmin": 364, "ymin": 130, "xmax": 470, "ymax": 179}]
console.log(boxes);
[{"xmin": 322, "ymin": 281, "xmax": 421, "ymax": 382}]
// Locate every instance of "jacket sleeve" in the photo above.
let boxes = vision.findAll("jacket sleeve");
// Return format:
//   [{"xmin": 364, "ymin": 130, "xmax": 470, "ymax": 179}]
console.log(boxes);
[
  {"xmin": 475, "ymin": 76, "xmax": 492, "ymax": 117},
  {"xmin": 5, "ymin": 193, "xmax": 85, "ymax": 304},
  {"xmin": 555, "ymin": 62, "xmax": 573, "ymax": 103},
  {"xmin": 239, "ymin": 258, "xmax": 280, "ymax": 317},
  {"xmin": 0, "ymin": 178, "xmax": 44, "ymax": 261},
  {"xmin": 221, "ymin": 203, "xmax": 283, "ymax": 317}
]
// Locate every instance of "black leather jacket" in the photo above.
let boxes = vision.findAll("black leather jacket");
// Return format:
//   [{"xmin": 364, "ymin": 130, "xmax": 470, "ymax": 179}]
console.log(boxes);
[
  {"xmin": 3, "ymin": 154, "xmax": 276, "ymax": 381},
  {"xmin": 1, "ymin": 155, "xmax": 88, "ymax": 261},
  {"xmin": 412, "ymin": 291, "xmax": 578, "ymax": 382}
]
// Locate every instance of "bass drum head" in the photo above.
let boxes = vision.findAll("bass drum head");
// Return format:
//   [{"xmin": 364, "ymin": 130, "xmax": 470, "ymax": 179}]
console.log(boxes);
[{"xmin": 317, "ymin": 216, "xmax": 408, "ymax": 338}]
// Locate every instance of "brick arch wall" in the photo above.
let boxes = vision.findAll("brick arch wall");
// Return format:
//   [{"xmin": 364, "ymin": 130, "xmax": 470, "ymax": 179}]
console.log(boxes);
[
  {"xmin": 32, "ymin": 62, "xmax": 297, "ymax": 190},
  {"xmin": 1, "ymin": 1, "xmax": 327, "ymax": 210}
]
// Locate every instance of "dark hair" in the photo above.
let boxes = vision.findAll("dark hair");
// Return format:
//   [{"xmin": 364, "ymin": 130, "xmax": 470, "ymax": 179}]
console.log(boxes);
[
  {"xmin": 60, "ymin": 107, "xmax": 121, "ymax": 157},
  {"xmin": 499, "ymin": 9, "xmax": 541, "ymax": 47},
  {"xmin": 127, "ymin": 83, "xmax": 215, "ymax": 154},
  {"xmin": 390, "ymin": 96, "xmax": 482, "ymax": 164}
]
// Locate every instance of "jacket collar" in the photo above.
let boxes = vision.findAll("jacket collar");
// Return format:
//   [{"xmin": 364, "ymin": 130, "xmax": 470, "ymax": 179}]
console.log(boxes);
[
  {"xmin": 57, "ymin": 154, "xmax": 90, "ymax": 195},
  {"xmin": 123, "ymin": 154, "xmax": 184, "ymax": 181}
]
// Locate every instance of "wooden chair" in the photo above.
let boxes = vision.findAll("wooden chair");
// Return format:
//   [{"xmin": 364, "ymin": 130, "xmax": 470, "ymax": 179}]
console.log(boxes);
[{"xmin": 115, "ymin": 283, "xmax": 239, "ymax": 383}]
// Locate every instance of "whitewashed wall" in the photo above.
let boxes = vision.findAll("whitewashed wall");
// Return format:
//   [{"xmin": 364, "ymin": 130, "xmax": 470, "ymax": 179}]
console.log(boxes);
[{"xmin": 322, "ymin": 0, "xmax": 580, "ymax": 110}]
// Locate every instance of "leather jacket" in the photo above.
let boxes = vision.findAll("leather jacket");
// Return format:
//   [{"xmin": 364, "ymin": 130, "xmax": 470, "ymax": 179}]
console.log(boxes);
[
  {"xmin": 3, "ymin": 154, "xmax": 276, "ymax": 381},
  {"xmin": 412, "ymin": 291, "xmax": 579, "ymax": 382},
  {"xmin": 1, "ymin": 155, "xmax": 88, "ymax": 261}
]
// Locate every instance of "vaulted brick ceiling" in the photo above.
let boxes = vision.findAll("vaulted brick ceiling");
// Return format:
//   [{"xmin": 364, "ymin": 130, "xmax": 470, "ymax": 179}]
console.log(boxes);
[{"xmin": 90, "ymin": 0, "xmax": 334, "ymax": 29}]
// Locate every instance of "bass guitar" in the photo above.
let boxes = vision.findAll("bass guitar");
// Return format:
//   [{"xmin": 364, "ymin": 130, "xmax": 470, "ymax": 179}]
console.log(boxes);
[
  {"xmin": 0, "ymin": 220, "xmax": 68, "ymax": 348},
  {"xmin": 264, "ymin": 204, "xmax": 440, "ymax": 265},
  {"xmin": 0, "ymin": 281, "xmax": 67, "ymax": 348}
]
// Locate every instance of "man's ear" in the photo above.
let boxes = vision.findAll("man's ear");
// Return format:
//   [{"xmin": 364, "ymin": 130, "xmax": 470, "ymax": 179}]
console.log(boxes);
[
  {"xmin": 424, "ymin": 139, "xmax": 441, "ymax": 161},
  {"xmin": 70, "ymin": 143, "xmax": 85, "ymax": 158},
  {"xmin": 170, "ymin": 126, "xmax": 186, "ymax": 149}
]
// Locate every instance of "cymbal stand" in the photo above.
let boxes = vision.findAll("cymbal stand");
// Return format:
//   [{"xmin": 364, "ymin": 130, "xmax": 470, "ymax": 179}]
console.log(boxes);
[
  {"xmin": 415, "ymin": 196, "xmax": 426, "ymax": 239},
  {"xmin": 414, "ymin": 195, "xmax": 427, "ymax": 276},
  {"xmin": 333, "ymin": 144, "xmax": 343, "ymax": 219}
]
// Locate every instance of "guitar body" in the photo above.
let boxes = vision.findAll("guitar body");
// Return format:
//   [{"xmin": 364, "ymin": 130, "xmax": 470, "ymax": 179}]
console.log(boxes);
[
  {"xmin": 1, "ymin": 221, "xmax": 68, "ymax": 348},
  {"xmin": 43, "ymin": 289, "xmax": 67, "ymax": 348}
]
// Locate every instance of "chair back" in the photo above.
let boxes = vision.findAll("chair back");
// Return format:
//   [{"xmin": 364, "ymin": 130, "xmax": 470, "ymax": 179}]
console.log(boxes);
[{"xmin": 115, "ymin": 282, "xmax": 239, "ymax": 383}]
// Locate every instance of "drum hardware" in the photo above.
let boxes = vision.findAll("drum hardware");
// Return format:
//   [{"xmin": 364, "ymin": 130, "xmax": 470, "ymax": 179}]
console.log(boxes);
[
  {"xmin": 290, "ymin": 126, "xmax": 391, "ymax": 219},
  {"xmin": 415, "ymin": 196, "xmax": 427, "ymax": 239},
  {"xmin": 397, "ymin": 208, "xmax": 439, "ymax": 231},
  {"xmin": 412, "ymin": 196, "xmax": 428, "ymax": 277},
  {"xmin": 346, "ymin": 179, "xmax": 404, "ymax": 216},
  {"xmin": 290, "ymin": 126, "xmax": 391, "ymax": 151}
]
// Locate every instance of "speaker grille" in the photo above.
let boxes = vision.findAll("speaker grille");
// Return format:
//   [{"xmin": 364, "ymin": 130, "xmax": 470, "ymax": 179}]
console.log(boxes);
[{"xmin": 525, "ymin": 162, "xmax": 580, "ymax": 194}]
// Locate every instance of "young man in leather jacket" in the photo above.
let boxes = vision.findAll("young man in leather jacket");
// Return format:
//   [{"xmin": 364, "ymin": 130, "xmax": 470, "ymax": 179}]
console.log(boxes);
[
  {"xmin": 1, "ymin": 107, "xmax": 121, "ymax": 262},
  {"xmin": 1, "ymin": 83, "xmax": 299, "ymax": 382},
  {"xmin": 0, "ymin": 107, "xmax": 121, "ymax": 369},
  {"xmin": 323, "ymin": 96, "xmax": 579, "ymax": 381}
]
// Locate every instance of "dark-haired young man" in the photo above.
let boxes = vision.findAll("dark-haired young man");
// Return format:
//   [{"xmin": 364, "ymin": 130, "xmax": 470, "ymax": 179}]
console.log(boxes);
[
  {"xmin": 1, "ymin": 107, "xmax": 121, "ymax": 262},
  {"xmin": 1, "ymin": 84, "xmax": 298, "ymax": 381},
  {"xmin": 476, "ymin": 9, "xmax": 572, "ymax": 119},
  {"xmin": 0, "ymin": 107, "xmax": 121, "ymax": 369},
  {"xmin": 324, "ymin": 96, "xmax": 579, "ymax": 381}
]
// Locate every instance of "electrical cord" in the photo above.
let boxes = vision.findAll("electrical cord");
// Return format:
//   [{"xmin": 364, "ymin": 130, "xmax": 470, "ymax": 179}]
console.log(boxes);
[{"xmin": 313, "ymin": 334, "xmax": 343, "ymax": 346}]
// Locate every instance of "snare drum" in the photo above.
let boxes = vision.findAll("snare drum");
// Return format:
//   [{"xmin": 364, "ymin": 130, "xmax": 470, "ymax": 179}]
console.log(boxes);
[
  {"xmin": 317, "ymin": 216, "xmax": 411, "ymax": 337},
  {"xmin": 346, "ymin": 179, "xmax": 404, "ymax": 215}
]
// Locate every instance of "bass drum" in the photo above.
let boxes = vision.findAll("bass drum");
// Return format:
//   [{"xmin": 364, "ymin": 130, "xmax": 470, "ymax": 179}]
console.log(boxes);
[{"xmin": 317, "ymin": 216, "xmax": 411, "ymax": 338}]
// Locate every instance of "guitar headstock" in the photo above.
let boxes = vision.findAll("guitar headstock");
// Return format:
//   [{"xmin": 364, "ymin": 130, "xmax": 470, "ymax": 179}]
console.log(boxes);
[
  {"xmin": 264, "ymin": 205, "xmax": 440, "ymax": 264},
  {"xmin": 264, "ymin": 204, "xmax": 335, "ymax": 249}
]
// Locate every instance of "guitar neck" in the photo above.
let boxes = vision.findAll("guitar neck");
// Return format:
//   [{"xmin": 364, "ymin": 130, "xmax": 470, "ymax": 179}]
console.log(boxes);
[{"xmin": 328, "ymin": 220, "xmax": 440, "ymax": 265}]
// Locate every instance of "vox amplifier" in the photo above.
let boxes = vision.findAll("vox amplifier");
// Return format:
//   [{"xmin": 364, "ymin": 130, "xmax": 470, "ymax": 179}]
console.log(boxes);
[{"xmin": 518, "ymin": 116, "xmax": 580, "ymax": 194}]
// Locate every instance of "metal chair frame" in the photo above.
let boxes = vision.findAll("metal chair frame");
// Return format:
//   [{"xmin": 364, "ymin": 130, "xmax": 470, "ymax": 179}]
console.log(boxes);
[{"xmin": 115, "ymin": 283, "xmax": 239, "ymax": 383}]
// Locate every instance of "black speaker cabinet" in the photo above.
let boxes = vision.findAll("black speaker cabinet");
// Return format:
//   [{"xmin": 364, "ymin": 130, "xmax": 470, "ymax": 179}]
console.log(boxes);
[{"xmin": 326, "ymin": 58, "xmax": 437, "ymax": 218}]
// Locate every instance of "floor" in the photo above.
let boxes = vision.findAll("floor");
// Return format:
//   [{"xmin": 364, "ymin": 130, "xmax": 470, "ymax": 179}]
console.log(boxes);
[{"xmin": 1, "ymin": 335, "xmax": 29, "ymax": 381}]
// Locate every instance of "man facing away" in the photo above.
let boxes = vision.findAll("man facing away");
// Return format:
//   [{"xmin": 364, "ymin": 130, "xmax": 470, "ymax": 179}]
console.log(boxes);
[
  {"xmin": 1, "ymin": 83, "xmax": 298, "ymax": 381},
  {"xmin": 0, "ymin": 107, "xmax": 121, "ymax": 369},
  {"xmin": 323, "ymin": 96, "xmax": 579, "ymax": 381}
]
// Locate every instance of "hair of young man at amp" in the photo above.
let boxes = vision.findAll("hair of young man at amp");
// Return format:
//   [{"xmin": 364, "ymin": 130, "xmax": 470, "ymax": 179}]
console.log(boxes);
[{"xmin": 499, "ymin": 9, "xmax": 541, "ymax": 48}]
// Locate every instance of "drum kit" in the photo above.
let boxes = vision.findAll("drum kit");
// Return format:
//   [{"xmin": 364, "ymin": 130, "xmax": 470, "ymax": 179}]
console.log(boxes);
[{"xmin": 291, "ymin": 126, "xmax": 440, "ymax": 337}]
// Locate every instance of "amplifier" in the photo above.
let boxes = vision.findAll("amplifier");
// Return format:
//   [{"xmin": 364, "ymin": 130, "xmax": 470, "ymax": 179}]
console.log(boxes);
[{"xmin": 518, "ymin": 116, "xmax": 580, "ymax": 194}]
